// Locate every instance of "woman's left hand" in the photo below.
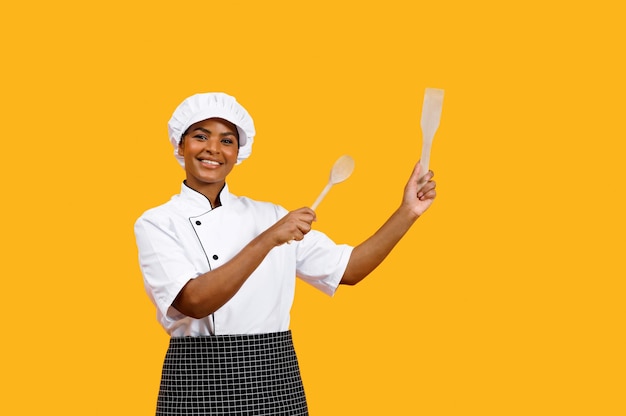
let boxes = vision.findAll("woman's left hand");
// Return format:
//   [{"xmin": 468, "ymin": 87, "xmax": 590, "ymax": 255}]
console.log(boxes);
[{"xmin": 402, "ymin": 162, "xmax": 437, "ymax": 218}]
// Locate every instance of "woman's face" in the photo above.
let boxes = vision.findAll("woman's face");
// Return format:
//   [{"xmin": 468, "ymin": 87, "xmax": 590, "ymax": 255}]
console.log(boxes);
[{"xmin": 178, "ymin": 117, "xmax": 239, "ymax": 193}]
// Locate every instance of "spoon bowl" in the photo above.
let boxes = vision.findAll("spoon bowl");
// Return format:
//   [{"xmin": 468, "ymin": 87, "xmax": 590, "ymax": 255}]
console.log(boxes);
[
  {"xmin": 329, "ymin": 155, "xmax": 355, "ymax": 184},
  {"xmin": 311, "ymin": 155, "xmax": 355, "ymax": 210}
]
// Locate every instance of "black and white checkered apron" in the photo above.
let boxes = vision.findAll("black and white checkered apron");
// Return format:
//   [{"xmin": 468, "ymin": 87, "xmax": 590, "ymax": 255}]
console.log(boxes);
[{"xmin": 156, "ymin": 330, "xmax": 309, "ymax": 415}]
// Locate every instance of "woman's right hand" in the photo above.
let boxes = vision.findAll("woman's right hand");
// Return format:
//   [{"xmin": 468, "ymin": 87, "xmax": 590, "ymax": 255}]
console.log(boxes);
[{"xmin": 266, "ymin": 207, "xmax": 316, "ymax": 246}]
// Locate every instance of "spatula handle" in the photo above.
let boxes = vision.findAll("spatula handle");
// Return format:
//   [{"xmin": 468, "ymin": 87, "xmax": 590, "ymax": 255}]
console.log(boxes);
[{"xmin": 420, "ymin": 134, "xmax": 433, "ymax": 176}]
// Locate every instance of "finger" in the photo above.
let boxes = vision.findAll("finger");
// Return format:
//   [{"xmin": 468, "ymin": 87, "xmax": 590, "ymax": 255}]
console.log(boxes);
[
  {"xmin": 291, "ymin": 207, "xmax": 316, "ymax": 223},
  {"xmin": 421, "ymin": 179, "xmax": 436, "ymax": 191},
  {"xmin": 409, "ymin": 162, "xmax": 423, "ymax": 183},
  {"xmin": 290, "ymin": 229, "xmax": 305, "ymax": 242},
  {"xmin": 419, "ymin": 189, "xmax": 436, "ymax": 201},
  {"xmin": 296, "ymin": 220, "xmax": 313, "ymax": 236},
  {"xmin": 420, "ymin": 169, "xmax": 434, "ymax": 183},
  {"xmin": 296, "ymin": 206, "xmax": 316, "ymax": 215},
  {"xmin": 417, "ymin": 180, "xmax": 436, "ymax": 199}
]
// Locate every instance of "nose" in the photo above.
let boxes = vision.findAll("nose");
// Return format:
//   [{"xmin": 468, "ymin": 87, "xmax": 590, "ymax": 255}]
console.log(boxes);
[{"xmin": 203, "ymin": 137, "xmax": 220, "ymax": 153}]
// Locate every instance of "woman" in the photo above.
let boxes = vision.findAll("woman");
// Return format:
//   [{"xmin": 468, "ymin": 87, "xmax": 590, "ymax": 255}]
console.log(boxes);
[{"xmin": 134, "ymin": 92, "xmax": 437, "ymax": 415}]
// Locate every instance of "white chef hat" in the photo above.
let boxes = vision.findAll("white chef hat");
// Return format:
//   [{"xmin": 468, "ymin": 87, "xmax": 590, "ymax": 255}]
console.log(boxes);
[{"xmin": 168, "ymin": 92, "xmax": 256, "ymax": 166}]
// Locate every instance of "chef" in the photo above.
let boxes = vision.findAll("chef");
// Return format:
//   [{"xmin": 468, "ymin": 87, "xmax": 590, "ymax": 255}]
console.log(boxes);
[{"xmin": 134, "ymin": 92, "xmax": 436, "ymax": 415}]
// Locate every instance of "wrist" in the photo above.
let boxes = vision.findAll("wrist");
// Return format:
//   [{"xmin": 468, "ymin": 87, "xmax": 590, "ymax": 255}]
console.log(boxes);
[{"xmin": 397, "ymin": 204, "xmax": 420, "ymax": 223}]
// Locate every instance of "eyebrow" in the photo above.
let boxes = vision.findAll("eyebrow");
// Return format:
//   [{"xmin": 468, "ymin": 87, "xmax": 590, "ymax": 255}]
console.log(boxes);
[{"xmin": 191, "ymin": 127, "xmax": 237, "ymax": 137}]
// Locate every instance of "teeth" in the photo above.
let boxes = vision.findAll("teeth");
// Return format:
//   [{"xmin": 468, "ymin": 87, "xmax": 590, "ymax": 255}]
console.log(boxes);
[{"xmin": 201, "ymin": 160, "xmax": 220, "ymax": 165}]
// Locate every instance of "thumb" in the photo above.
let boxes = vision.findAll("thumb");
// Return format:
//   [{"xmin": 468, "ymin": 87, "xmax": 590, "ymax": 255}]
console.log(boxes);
[{"xmin": 410, "ymin": 161, "xmax": 424, "ymax": 183}]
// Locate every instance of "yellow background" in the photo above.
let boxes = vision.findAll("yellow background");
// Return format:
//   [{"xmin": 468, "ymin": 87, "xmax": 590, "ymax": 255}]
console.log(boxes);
[{"xmin": 1, "ymin": 1, "xmax": 624, "ymax": 414}]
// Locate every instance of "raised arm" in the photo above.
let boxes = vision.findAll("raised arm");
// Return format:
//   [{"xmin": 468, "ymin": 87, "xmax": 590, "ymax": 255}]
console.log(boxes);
[{"xmin": 340, "ymin": 162, "xmax": 436, "ymax": 285}]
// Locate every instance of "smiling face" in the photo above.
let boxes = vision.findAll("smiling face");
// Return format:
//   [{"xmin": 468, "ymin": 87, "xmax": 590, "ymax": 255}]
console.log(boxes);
[{"xmin": 178, "ymin": 117, "xmax": 239, "ymax": 202}]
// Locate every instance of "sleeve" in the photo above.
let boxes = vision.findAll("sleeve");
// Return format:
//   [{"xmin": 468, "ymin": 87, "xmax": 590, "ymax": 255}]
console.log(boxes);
[
  {"xmin": 134, "ymin": 213, "xmax": 201, "ymax": 321},
  {"xmin": 295, "ymin": 230, "xmax": 354, "ymax": 296}
]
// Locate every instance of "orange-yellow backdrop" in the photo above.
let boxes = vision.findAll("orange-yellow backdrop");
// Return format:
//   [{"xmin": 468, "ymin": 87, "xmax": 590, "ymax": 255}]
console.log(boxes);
[{"xmin": 1, "ymin": 1, "xmax": 624, "ymax": 415}]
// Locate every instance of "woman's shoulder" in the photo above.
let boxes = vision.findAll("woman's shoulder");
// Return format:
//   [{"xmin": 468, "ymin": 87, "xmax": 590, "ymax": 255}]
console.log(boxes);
[
  {"xmin": 134, "ymin": 194, "xmax": 188, "ymax": 226},
  {"xmin": 232, "ymin": 194, "xmax": 288, "ymax": 217}
]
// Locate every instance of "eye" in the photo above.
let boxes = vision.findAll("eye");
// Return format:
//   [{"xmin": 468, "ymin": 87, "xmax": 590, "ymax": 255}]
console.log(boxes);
[
  {"xmin": 193, "ymin": 134, "xmax": 208, "ymax": 141},
  {"xmin": 221, "ymin": 137, "xmax": 235, "ymax": 145}
]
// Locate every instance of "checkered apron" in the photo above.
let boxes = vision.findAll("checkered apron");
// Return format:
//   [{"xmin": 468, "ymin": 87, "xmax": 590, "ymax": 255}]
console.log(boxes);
[{"xmin": 156, "ymin": 330, "xmax": 309, "ymax": 415}]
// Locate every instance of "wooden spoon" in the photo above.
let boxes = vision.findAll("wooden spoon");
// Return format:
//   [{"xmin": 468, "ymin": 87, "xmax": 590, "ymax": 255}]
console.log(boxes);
[{"xmin": 311, "ymin": 155, "xmax": 355, "ymax": 210}]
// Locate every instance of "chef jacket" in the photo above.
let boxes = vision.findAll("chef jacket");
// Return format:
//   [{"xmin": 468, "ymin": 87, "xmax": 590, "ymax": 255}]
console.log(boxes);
[{"xmin": 134, "ymin": 183, "xmax": 354, "ymax": 337}]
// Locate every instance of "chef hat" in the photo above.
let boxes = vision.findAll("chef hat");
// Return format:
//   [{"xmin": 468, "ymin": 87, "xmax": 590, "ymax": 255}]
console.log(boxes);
[{"xmin": 168, "ymin": 92, "xmax": 256, "ymax": 166}]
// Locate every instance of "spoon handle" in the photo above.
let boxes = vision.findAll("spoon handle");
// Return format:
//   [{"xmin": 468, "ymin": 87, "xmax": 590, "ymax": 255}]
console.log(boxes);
[{"xmin": 311, "ymin": 182, "xmax": 333, "ymax": 210}]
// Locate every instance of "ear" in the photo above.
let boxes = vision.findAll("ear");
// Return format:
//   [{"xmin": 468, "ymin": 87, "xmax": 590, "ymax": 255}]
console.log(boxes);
[{"xmin": 177, "ymin": 140, "xmax": 184, "ymax": 156}]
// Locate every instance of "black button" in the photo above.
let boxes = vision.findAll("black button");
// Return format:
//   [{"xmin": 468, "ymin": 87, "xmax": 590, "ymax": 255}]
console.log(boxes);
[
  {"xmin": 195, "ymin": 221, "xmax": 201, "ymax": 225},
  {"xmin": 212, "ymin": 255, "xmax": 219, "ymax": 260}
]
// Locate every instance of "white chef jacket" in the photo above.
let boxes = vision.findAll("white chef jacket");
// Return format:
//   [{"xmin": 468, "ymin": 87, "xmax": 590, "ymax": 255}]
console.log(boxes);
[{"xmin": 135, "ymin": 183, "xmax": 353, "ymax": 337}]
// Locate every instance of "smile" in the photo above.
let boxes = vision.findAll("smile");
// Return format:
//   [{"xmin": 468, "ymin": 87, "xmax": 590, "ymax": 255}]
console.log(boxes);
[{"xmin": 199, "ymin": 159, "xmax": 221, "ymax": 166}]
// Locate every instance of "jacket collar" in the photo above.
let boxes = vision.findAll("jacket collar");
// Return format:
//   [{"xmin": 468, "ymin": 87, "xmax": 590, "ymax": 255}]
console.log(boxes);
[{"xmin": 179, "ymin": 181, "xmax": 232, "ymax": 212}]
